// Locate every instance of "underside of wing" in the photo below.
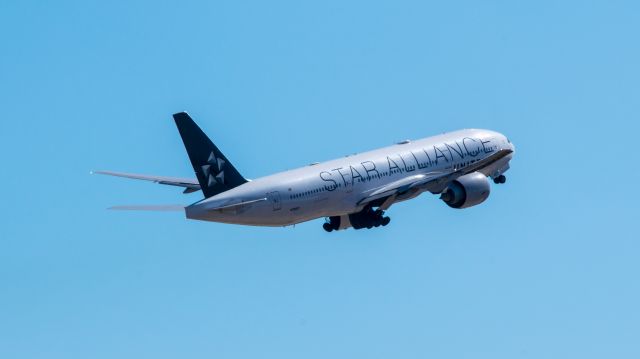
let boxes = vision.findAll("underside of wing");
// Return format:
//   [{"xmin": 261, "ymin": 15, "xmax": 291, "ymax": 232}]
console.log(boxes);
[
  {"xmin": 93, "ymin": 170, "xmax": 201, "ymax": 193},
  {"xmin": 357, "ymin": 172, "xmax": 443, "ymax": 206},
  {"xmin": 357, "ymin": 148, "xmax": 514, "ymax": 207}
]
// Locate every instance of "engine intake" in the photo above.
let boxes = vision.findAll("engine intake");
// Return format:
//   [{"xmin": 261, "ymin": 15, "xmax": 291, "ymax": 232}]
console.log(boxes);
[{"xmin": 440, "ymin": 172, "xmax": 491, "ymax": 209}]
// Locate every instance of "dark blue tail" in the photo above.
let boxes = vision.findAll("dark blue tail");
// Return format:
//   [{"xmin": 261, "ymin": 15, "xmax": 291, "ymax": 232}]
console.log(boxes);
[{"xmin": 173, "ymin": 112, "xmax": 248, "ymax": 198}]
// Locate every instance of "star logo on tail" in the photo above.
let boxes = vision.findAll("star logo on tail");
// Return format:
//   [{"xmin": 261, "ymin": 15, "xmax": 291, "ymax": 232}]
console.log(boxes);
[{"xmin": 201, "ymin": 152, "xmax": 225, "ymax": 187}]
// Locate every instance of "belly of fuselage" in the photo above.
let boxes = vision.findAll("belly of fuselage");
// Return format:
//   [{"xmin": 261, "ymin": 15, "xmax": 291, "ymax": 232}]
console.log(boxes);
[{"xmin": 185, "ymin": 201, "xmax": 321, "ymax": 227}]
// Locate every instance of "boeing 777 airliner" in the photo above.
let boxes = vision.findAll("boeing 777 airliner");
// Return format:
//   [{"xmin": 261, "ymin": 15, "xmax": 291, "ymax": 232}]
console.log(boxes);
[{"xmin": 96, "ymin": 112, "xmax": 515, "ymax": 231}]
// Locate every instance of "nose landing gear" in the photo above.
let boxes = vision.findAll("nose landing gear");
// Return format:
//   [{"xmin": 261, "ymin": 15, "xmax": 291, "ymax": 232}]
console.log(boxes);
[{"xmin": 493, "ymin": 175, "xmax": 506, "ymax": 184}]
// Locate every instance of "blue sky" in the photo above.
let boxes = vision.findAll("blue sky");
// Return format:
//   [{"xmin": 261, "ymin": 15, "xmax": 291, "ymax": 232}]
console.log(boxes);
[{"xmin": 1, "ymin": 1, "xmax": 639, "ymax": 358}]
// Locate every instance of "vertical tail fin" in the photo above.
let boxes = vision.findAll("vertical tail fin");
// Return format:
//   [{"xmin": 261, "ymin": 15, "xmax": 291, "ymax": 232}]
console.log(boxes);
[{"xmin": 173, "ymin": 112, "xmax": 248, "ymax": 198}]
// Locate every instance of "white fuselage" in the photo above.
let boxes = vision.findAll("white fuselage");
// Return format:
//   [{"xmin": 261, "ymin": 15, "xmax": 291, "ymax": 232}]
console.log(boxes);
[{"xmin": 185, "ymin": 129, "xmax": 515, "ymax": 226}]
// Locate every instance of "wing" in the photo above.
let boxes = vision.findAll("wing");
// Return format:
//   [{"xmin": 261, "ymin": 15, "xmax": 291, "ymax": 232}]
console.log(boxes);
[
  {"xmin": 92, "ymin": 170, "xmax": 201, "ymax": 194},
  {"xmin": 358, "ymin": 148, "xmax": 514, "ymax": 208},
  {"xmin": 356, "ymin": 172, "xmax": 442, "ymax": 207}
]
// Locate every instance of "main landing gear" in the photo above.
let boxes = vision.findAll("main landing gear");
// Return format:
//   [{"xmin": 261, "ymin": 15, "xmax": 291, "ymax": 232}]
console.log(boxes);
[
  {"xmin": 362, "ymin": 209, "xmax": 391, "ymax": 229},
  {"xmin": 493, "ymin": 175, "xmax": 507, "ymax": 184},
  {"xmin": 323, "ymin": 207, "xmax": 391, "ymax": 232}
]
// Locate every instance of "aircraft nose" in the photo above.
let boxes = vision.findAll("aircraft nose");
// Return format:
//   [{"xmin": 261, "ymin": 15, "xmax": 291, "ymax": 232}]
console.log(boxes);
[{"xmin": 506, "ymin": 136, "xmax": 515, "ymax": 153}]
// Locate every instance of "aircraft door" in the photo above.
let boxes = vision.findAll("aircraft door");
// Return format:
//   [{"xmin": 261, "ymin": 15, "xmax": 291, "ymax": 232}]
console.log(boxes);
[{"xmin": 266, "ymin": 191, "xmax": 282, "ymax": 211}]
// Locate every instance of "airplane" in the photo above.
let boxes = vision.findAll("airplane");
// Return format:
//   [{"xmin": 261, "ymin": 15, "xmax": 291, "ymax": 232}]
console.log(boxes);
[{"xmin": 95, "ymin": 112, "xmax": 515, "ymax": 232}]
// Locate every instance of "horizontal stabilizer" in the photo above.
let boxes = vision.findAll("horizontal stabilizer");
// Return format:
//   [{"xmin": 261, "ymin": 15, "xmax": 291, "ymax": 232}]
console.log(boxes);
[
  {"xmin": 108, "ymin": 205, "xmax": 185, "ymax": 211},
  {"xmin": 93, "ymin": 170, "xmax": 200, "ymax": 193},
  {"xmin": 205, "ymin": 197, "xmax": 268, "ymax": 211}
]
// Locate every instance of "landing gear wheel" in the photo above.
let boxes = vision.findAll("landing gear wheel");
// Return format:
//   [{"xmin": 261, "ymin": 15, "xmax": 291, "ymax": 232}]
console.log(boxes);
[
  {"xmin": 494, "ymin": 175, "xmax": 506, "ymax": 184},
  {"xmin": 381, "ymin": 217, "xmax": 391, "ymax": 226},
  {"xmin": 323, "ymin": 222, "xmax": 334, "ymax": 232}
]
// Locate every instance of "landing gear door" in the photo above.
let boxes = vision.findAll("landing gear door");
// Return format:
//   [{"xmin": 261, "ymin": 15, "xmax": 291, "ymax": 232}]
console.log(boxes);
[{"xmin": 267, "ymin": 191, "xmax": 282, "ymax": 211}]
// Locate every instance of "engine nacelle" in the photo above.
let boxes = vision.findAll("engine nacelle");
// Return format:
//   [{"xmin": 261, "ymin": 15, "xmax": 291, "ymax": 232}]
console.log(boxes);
[{"xmin": 440, "ymin": 172, "xmax": 491, "ymax": 209}]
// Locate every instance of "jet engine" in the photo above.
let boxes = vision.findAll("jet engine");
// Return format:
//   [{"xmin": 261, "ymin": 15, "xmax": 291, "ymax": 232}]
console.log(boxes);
[{"xmin": 440, "ymin": 172, "xmax": 491, "ymax": 209}]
